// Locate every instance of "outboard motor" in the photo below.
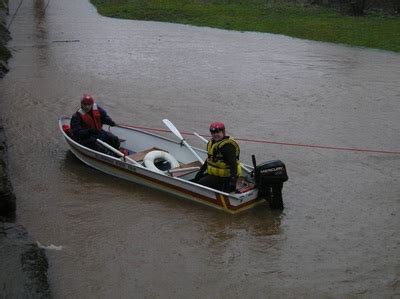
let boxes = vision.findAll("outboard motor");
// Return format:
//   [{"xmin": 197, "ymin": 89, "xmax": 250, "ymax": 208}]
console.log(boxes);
[{"xmin": 252, "ymin": 156, "xmax": 288, "ymax": 209}]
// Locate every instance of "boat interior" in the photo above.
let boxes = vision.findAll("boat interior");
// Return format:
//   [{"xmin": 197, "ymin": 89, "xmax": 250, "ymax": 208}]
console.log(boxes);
[
  {"xmin": 121, "ymin": 146, "xmax": 202, "ymax": 179},
  {"xmin": 61, "ymin": 119, "xmax": 255, "ymax": 192}
]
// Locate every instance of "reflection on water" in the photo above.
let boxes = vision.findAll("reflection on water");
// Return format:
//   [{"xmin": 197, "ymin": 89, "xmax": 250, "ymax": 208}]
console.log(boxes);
[
  {"xmin": 204, "ymin": 210, "xmax": 283, "ymax": 265},
  {"xmin": 34, "ymin": 0, "xmax": 48, "ymax": 63},
  {"xmin": 62, "ymin": 150, "xmax": 283, "ymax": 240}
]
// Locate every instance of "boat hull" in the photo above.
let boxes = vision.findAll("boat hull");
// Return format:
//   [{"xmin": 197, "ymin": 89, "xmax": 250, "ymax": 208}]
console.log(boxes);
[{"xmin": 60, "ymin": 117, "xmax": 266, "ymax": 214}]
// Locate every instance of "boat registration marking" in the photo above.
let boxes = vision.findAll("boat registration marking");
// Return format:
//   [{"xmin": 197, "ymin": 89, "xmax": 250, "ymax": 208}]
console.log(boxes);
[
  {"xmin": 235, "ymin": 190, "xmax": 256, "ymax": 201},
  {"xmin": 94, "ymin": 153, "xmax": 137, "ymax": 172}
]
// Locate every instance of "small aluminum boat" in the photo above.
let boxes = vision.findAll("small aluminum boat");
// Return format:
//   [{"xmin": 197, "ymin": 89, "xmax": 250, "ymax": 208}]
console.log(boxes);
[{"xmin": 59, "ymin": 117, "xmax": 288, "ymax": 214}]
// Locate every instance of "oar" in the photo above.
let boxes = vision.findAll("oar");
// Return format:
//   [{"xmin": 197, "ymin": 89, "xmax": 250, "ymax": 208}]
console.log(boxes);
[
  {"xmin": 193, "ymin": 132, "xmax": 208, "ymax": 143},
  {"xmin": 96, "ymin": 139, "xmax": 142, "ymax": 167},
  {"xmin": 193, "ymin": 131, "xmax": 253, "ymax": 173},
  {"xmin": 162, "ymin": 119, "xmax": 204, "ymax": 164}
]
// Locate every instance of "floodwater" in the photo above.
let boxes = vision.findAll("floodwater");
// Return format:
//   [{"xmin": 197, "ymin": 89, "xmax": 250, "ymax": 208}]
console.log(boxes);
[{"xmin": 1, "ymin": 0, "xmax": 399, "ymax": 297}]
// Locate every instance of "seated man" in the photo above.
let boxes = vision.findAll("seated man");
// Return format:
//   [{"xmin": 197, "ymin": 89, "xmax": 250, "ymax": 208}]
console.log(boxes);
[
  {"xmin": 192, "ymin": 121, "xmax": 241, "ymax": 193},
  {"xmin": 70, "ymin": 94, "xmax": 120, "ymax": 154}
]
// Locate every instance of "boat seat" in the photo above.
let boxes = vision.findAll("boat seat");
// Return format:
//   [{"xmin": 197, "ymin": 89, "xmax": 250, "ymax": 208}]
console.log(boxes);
[
  {"xmin": 127, "ymin": 147, "xmax": 166, "ymax": 162},
  {"xmin": 169, "ymin": 161, "xmax": 202, "ymax": 177}
]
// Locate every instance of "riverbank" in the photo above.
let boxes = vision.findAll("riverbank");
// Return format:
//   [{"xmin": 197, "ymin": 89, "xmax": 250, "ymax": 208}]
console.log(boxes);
[
  {"xmin": 90, "ymin": 0, "xmax": 400, "ymax": 52},
  {"xmin": 0, "ymin": 119, "xmax": 50, "ymax": 297},
  {"xmin": 0, "ymin": 2, "xmax": 51, "ymax": 297},
  {"xmin": 0, "ymin": 1, "xmax": 11, "ymax": 78}
]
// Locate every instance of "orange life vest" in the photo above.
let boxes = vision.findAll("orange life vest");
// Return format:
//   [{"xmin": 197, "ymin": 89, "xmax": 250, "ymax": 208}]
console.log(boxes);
[{"xmin": 78, "ymin": 103, "xmax": 102, "ymax": 130}]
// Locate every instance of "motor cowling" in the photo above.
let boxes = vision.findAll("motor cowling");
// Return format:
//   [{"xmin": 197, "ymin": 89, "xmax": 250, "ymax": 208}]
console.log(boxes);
[{"xmin": 254, "ymin": 160, "xmax": 288, "ymax": 209}]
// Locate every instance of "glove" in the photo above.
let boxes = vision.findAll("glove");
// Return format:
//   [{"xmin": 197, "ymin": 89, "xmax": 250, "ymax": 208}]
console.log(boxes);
[
  {"xmin": 109, "ymin": 121, "xmax": 116, "ymax": 127},
  {"xmin": 226, "ymin": 177, "xmax": 237, "ymax": 192},
  {"xmin": 192, "ymin": 172, "xmax": 204, "ymax": 183},
  {"xmin": 88, "ymin": 128, "xmax": 99, "ymax": 134}
]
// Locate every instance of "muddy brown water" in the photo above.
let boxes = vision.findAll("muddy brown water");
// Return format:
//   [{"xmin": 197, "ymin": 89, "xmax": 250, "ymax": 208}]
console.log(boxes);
[{"xmin": 1, "ymin": 0, "xmax": 399, "ymax": 297}]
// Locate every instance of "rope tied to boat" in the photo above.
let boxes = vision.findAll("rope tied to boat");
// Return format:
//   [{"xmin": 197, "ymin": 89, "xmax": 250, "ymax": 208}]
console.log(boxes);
[{"xmin": 119, "ymin": 124, "xmax": 400, "ymax": 155}]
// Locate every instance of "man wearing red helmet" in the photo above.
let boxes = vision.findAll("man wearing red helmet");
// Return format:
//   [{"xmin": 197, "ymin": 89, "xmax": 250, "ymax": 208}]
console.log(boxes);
[
  {"xmin": 70, "ymin": 94, "xmax": 120, "ymax": 153},
  {"xmin": 193, "ymin": 122, "xmax": 241, "ymax": 192}
]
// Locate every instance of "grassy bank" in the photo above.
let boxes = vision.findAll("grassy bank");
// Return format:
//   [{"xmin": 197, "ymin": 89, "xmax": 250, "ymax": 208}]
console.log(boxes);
[{"xmin": 90, "ymin": 0, "xmax": 400, "ymax": 52}]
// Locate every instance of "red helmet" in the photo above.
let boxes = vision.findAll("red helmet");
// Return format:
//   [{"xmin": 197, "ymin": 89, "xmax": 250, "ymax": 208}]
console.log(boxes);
[
  {"xmin": 81, "ymin": 94, "xmax": 94, "ymax": 105},
  {"xmin": 210, "ymin": 121, "xmax": 225, "ymax": 133}
]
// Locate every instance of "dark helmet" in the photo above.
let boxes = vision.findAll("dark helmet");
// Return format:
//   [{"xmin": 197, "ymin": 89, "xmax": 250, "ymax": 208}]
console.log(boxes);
[
  {"xmin": 81, "ymin": 94, "xmax": 94, "ymax": 105},
  {"xmin": 210, "ymin": 121, "xmax": 225, "ymax": 133}
]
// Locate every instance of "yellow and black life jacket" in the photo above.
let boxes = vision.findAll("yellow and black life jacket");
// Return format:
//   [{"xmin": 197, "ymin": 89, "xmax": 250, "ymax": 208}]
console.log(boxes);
[{"xmin": 206, "ymin": 137, "xmax": 241, "ymax": 177}]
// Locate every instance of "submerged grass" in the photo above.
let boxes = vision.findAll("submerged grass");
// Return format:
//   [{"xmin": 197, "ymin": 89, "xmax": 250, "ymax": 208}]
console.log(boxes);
[{"xmin": 90, "ymin": 0, "xmax": 400, "ymax": 52}]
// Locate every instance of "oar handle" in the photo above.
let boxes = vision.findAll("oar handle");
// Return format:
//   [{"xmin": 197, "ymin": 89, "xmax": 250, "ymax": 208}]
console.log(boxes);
[
  {"xmin": 96, "ymin": 139, "xmax": 142, "ymax": 167},
  {"xmin": 193, "ymin": 132, "xmax": 208, "ymax": 143}
]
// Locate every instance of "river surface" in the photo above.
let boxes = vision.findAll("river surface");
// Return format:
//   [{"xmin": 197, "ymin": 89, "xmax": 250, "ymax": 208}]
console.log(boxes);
[{"xmin": 1, "ymin": 0, "xmax": 399, "ymax": 297}]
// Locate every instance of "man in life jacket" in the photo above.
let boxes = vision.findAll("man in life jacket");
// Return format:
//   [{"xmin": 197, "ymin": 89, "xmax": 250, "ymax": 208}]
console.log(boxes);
[
  {"xmin": 193, "ymin": 121, "xmax": 241, "ymax": 192},
  {"xmin": 70, "ymin": 94, "xmax": 120, "ymax": 153}
]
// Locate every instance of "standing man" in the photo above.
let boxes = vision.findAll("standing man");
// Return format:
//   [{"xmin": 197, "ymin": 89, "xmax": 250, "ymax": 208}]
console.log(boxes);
[
  {"xmin": 70, "ymin": 94, "xmax": 120, "ymax": 152},
  {"xmin": 193, "ymin": 122, "xmax": 241, "ymax": 192}
]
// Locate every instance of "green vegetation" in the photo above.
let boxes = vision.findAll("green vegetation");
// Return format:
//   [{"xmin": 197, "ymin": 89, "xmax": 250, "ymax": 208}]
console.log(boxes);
[{"xmin": 89, "ymin": 0, "xmax": 400, "ymax": 52}]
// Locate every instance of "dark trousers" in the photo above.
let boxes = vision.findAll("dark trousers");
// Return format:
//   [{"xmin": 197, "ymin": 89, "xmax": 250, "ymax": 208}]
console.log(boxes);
[
  {"xmin": 77, "ymin": 131, "xmax": 120, "ymax": 156},
  {"xmin": 197, "ymin": 175, "xmax": 230, "ymax": 192},
  {"xmin": 97, "ymin": 131, "xmax": 120, "ymax": 149}
]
